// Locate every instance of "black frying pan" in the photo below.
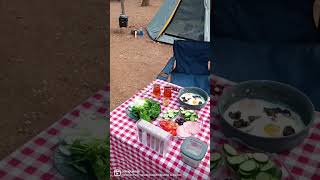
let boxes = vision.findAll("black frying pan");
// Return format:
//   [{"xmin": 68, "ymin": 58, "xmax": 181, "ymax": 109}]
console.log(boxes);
[{"xmin": 217, "ymin": 80, "xmax": 315, "ymax": 153}]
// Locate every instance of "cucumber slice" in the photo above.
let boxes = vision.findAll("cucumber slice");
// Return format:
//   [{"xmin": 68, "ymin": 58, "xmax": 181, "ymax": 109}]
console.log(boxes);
[
  {"xmin": 239, "ymin": 160, "xmax": 257, "ymax": 173},
  {"xmin": 256, "ymin": 172, "xmax": 272, "ymax": 180},
  {"xmin": 272, "ymin": 167, "xmax": 282, "ymax": 180},
  {"xmin": 210, "ymin": 161, "xmax": 220, "ymax": 170},
  {"xmin": 253, "ymin": 153, "xmax": 269, "ymax": 164},
  {"xmin": 210, "ymin": 162, "xmax": 217, "ymax": 169},
  {"xmin": 260, "ymin": 160, "xmax": 275, "ymax": 173},
  {"xmin": 211, "ymin": 153, "xmax": 222, "ymax": 163},
  {"xmin": 239, "ymin": 169, "xmax": 253, "ymax": 178},
  {"xmin": 227, "ymin": 155, "xmax": 247, "ymax": 166},
  {"xmin": 246, "ymin": 153, "xmax": 253, "ymax": 159},
  {"xmin": 223, "ymin": 144, "xmax": 238, "ymax": 156},
  {"xmin": 241, "ymin": 154, "xmax": 249, "ymax": 161},
  {"xmin": 241, "ymin": 178, "xmax": 254, "ymax": 180}
]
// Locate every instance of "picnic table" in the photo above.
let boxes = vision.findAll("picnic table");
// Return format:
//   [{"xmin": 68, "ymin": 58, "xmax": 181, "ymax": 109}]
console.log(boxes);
[
  {"xmin": 0, "ymin": 86, "xmax": 108, "ymax": 180},
  {"xmin": 110, "ymin": 79, "xmax": 211, "ymax": 179},
  {"xmin": 210, "ymin": 77, "xmax": 320, "ymax": 180}
]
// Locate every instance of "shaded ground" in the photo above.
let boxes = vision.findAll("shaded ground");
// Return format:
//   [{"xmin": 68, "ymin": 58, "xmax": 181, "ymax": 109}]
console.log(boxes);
[
  {"xmin": 110, "ymin": 0, "xmax": 172, "ymax": 110},
  {"xmin": 0, "ymin": 0, "xmax": 108, "ymax": 159}
]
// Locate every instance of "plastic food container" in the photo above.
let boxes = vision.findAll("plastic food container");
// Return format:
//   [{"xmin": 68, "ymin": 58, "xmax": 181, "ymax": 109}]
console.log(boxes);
[
  {"xmin": 181, "ymin": 137, "xmax": 208, "ymax": 168},
  {"xmin": 137, "ymin": 120, "xmax": 172, "ymax": 156}
]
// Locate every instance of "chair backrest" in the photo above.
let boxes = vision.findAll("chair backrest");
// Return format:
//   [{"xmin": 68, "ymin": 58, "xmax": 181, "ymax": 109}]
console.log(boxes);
[
  {"xmin": 213, "ymin": 0, "xmax": 320, "ymax": 43},
  {"xmin": 173, "ymin": 40, "xmax": 211, "ymax": 75}
]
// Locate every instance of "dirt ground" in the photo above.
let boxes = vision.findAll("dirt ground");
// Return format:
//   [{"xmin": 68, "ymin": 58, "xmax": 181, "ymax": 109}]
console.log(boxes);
[
  {"xmin": 0, "ymin": 0, "xmax": 108, "ymax": 159},
  {"xmin": 110, "ymin": 0, "xmax": 172, "ymax": 110}
]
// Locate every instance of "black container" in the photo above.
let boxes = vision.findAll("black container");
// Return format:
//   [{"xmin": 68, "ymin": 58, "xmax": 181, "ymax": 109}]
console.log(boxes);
[
  {"xmin": 217, "ymin": 80, "xmax": 315, "ymax": 153},
  {"xmin": 119, "ymin": 14, "xmax": 128, "ymax": 28}
]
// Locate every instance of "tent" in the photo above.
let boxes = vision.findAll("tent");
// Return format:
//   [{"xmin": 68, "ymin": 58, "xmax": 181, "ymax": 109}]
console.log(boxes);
[{"xmin": 146, "ymin": 0, "xmax": 210, "ymax": 44}]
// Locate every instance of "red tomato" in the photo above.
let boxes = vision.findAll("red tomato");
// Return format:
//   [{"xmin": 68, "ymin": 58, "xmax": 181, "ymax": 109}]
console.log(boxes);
[
  {"xmin": 159, "ymin": 121, "xmax": 167, "ymax": 128},
  {"xmin": 165, "ymin": 126, "xmax": 172, "ymax": 131},
  {"xmin": 171, "ymin": 123, "xmax": 178, "ymax": 130},
  {"xmin": 171, "ymin": 130, "xmax": 177, "ymax": 136}
]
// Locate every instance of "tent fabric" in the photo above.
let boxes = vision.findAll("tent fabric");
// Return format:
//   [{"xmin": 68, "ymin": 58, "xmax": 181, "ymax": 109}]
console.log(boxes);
[
  {"xmin": 146, "ymin": 0, "xmax": 180, "ymax": 41},
  {"xmin": 212, "ymin": 38, "xmax": 320, "ymax": 110},
  {"xmin": 213, "ymin": 0, "xmax": 320, "ymax": 43},
  {"xmin": 147, "ymin": 0, "xmax": 209, "ymax": 44},
  {"xmin": 164, "ymin": 0, "xmax": 205, "ymax": 41},
  {"xmin": 204, "ymin": 0, "xmax": 210, "ymax": 42}
]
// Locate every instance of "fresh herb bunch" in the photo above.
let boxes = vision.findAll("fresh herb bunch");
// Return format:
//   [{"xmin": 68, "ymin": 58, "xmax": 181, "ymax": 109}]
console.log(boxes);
[
  {"xmin": 66, "ymin": 137, "xmax": 109, "ymax": 180},
  {"xmin": 130, "ymin": 99, "xmax": 161, "ymax": 121}
]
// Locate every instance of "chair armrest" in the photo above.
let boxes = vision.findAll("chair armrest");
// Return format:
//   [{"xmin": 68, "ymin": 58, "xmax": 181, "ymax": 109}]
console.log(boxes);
[{"xmin": 156, "ymin": 57, "xmax": 175, "ymax": 81}]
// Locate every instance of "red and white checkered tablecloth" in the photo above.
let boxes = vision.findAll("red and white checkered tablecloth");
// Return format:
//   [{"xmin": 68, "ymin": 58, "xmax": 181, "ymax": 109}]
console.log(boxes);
[
  {"xmin": 110, "ymin": 79, "xmax": 211, "ymax": 180},
  {"xmin": 0, "ymin": 86, "xmax": 109, "ymax": 180},
  {"xmin": 210, "ymin": 79, "xmax": 320, "ymax": 180}
]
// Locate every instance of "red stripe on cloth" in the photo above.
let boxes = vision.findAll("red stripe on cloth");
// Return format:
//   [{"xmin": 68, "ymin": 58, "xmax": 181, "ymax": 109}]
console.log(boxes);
[
  {"xmin": 59, "ymin": 118, "xmax": 72, "ymax": 126},
  {"xmin": 297, "ymin": 156, "xmax": 309, "ymax": 164},
  {"xmin": 34, "ymin": 138, "xmax": 46, "ymax": 145},
  {"xmin": 291, "ymin": 166, "xmax": 304, "ymax": 175},
  {"xmin": 71, "ymin": 110, "xmax": 80, "ymax": 117},
  {"xmin": 37, "ymin": 154, "xmax": 50, "ymax": 163},
  {"xmin": 41, "ymin": 173, "xmax": 55, "ymax": 180},
  {"xmin": 22, "ymin": 147, "xmax": 34, "ymax": 155},
  {"xmin": 82, "ymin": 102, "xmax": 92, "ymax": 109},
  {"xmin": 47, "ymin": 128, "xmax": 59, "ymax": 135},
  {"xmin": 309, "ymin": 133, "xmax": 320, "ymax": 141},
  {"xmin": 13, "ymin": 177, "xmax": 23, "ymax": 180},
  {"xmin": 303, "ymin": 144, "xmax": 316, "ymax": 153},
  {"xmin": 0, "ymin": 170, "xmax": 7, "ymax": 178},
  {"xmin": 97, "ymin": 107, "xmax": 107, "ymax": 114},
  {"xmin": 8, "ymin": 158, "xmax": 21, "ymax": 167},
  {"xmin": 24, "ymin": 166, "xmax": 36, "ymax": 174},
  {"xmin": 93, "ymin": 93, "xmax": 103, "ymax": 99},
  {"xmin": 311, "ymin": 174, "xmax": 320, "ymax": 180}
]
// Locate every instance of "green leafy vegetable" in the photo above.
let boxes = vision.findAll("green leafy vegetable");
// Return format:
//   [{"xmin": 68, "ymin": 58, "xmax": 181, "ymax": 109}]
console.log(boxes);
[
  {"xmin": 64, "ymin": 137, "xmax": 109, "ymax": 180},
  {"xmin": 129, "ymin": 98, "xmax": 161, "ymax": 121}
]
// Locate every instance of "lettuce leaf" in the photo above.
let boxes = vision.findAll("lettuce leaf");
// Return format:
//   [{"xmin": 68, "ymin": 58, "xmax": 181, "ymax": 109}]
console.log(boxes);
[{"xmin": 130, "ymin": 99, "xmax": 160, "ymax": 121}]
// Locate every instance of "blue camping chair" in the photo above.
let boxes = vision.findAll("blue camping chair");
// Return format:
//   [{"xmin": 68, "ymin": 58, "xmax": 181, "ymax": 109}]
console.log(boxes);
[
  {"xmin": 157, "ymin": 40, "xmax": 211, "ymax": 93},
  {"xmin": 212, "ymin": 0, "xmax": 320, "ymax": 109}
]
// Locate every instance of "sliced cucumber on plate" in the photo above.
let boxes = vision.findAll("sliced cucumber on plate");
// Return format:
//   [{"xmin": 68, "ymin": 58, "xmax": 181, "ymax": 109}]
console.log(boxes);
[
  {"xmin": 162, "ymin": 109, "xmax": 179, "ymax": 120},
  {"xmin": 256, "ymin": 172, "xmax": 272, "ymax": 180},
  {"xmin": 239, "ymin": 160, "xmax": 258, "ymax": 173},
  {"xmin": 223, "ymin": 143, "xmax": 238, "ymax": 156},
  {"xmin": 222, "ymin": 144, "xmax": 282, "ymax": 180},
  {"xmin": 211, "ymin": 153, "xmax": 222, "ymax": 170},
  {"xmin": 180, "ymin": 108, "xmax": 198, "ymax": 121},
  {"xmin": 253, "ymin": 153, "xmax": 269, "ymax": 164}
]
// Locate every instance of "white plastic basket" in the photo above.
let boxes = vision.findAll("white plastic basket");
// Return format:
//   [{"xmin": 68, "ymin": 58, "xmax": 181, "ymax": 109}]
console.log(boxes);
[{"xmin": 137, "ymin": 120, "xmax": 172, "ymax": 156}]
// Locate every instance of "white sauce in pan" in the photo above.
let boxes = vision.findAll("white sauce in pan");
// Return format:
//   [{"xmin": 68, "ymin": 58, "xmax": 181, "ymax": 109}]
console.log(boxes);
[
  {"xmin": 224, "ymin": 98, "xmax": 304, "ymax": 138},
  {"xmin": 180, "ymin": 93, "xmax": 205, "ymax": 106}
]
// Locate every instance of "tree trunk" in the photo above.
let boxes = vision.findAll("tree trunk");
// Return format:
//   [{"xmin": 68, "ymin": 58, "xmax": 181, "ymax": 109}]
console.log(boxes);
[{"xmin": 141, "ymin": 0, "xmax": 150, "ymax": 6}]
